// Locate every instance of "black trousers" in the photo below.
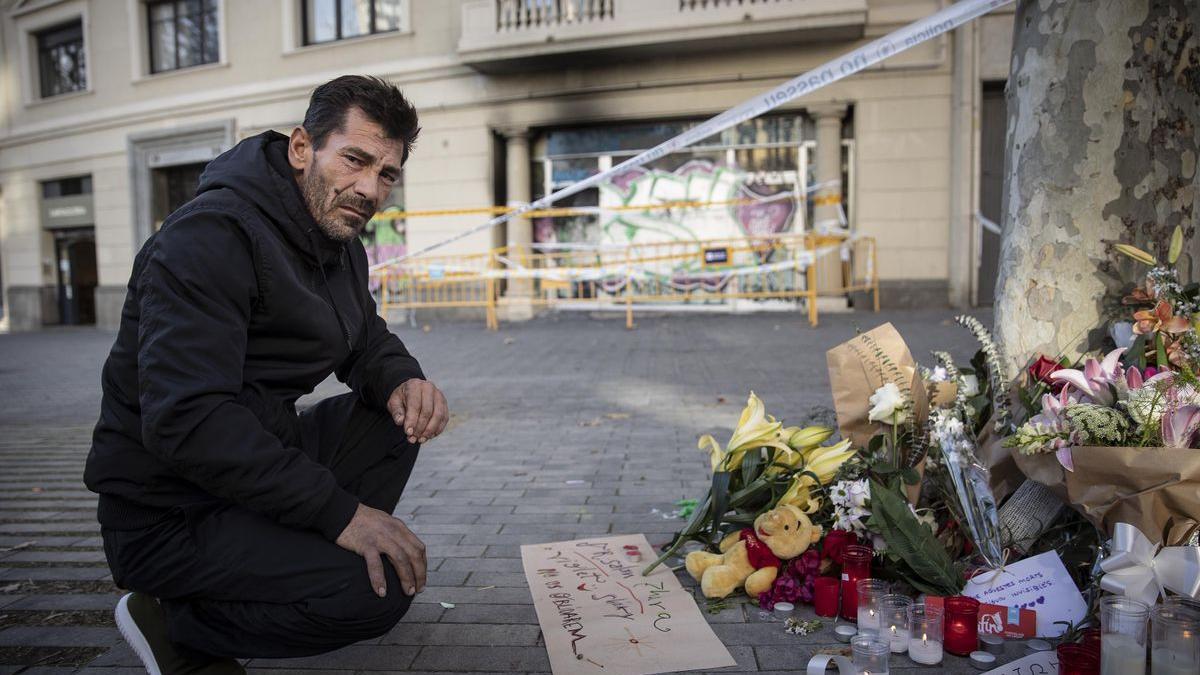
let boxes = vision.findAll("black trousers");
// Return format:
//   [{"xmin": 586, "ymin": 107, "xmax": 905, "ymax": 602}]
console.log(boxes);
[{"xmin": 101, "ymin": 393, "xmax": 421, "ymax": 659}]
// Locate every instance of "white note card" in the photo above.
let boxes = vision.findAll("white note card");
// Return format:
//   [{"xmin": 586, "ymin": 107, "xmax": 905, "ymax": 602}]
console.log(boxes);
[{"xmin": 963, "ymin": 551, "xmax": 1087, "ymax": 637}]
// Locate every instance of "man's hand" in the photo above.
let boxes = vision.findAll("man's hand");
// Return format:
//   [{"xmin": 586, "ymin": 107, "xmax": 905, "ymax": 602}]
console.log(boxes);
[
  {"xmin": 336, "ymin": 503, "xmax": 427, "ymax": 598},
  {"xmin": 387, "ymin": 379, "xmax": 448, "ymax": 444}
]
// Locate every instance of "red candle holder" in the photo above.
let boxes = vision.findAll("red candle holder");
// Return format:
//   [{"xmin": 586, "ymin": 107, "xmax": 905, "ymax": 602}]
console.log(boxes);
[
  {"xmin": 1057, "ymin": 643, "xmax": 1100, "ymax": 675},
  {"xmin": 839, "ymin": 545, "xmax": 872, "ymax": 621},
  {"xmin": 814, "ymin": 576, "xmax": 839, "ymax": 618},
  {"xmin": 1080, "ymin": 628, "xmax": 1101, "ymax": 652},
  {"xmin": 943, "ymin": 596, "xmax": 980, "ymax": 656}
]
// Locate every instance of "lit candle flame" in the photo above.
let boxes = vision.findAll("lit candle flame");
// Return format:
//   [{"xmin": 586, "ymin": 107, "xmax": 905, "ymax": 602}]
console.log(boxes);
[{"xmin": 922, "ymin": 633, "xmax": 928, "ymax": 646}]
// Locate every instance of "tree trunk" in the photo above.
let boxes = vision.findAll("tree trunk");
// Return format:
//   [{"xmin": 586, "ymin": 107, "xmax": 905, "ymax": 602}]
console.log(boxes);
[{"xmin": 993, "ymin": 0, "xmax": 1199, "ymax": 374}]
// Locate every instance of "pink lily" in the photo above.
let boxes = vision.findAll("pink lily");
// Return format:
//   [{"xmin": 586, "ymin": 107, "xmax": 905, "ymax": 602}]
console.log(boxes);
[
  {"xmin": 1126, "ymin": 366, "xmax": 1143, "ymax": 390},
  {"xmin": 1030, "ymin": 388, "xmax": 1078, "ymax": 428},
  {"xmin": 1161, "ymin": 405, "xmax": 1200, "ymax": 448},
  {"xmin": 1050, "ymin": 348, "xmax": 1126, "ymax": 405}
]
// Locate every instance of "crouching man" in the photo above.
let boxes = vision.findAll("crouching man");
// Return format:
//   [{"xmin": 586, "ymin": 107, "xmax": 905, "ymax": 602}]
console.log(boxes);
[{"xmin": 84, "ymin": 75, "xmax": 448, "ymax": 674}]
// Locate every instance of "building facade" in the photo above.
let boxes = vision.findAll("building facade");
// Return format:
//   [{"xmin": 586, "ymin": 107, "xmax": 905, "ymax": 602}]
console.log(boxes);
[{"xmin": 0, "ymin": 0, "xmax": 1014, "ymax": 331}]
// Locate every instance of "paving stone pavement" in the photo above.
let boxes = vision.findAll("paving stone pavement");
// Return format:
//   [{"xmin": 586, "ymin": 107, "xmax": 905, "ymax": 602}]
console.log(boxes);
[{"xmin": 0, "ymin": 310, "xmax": 1007, "ymax": 674}]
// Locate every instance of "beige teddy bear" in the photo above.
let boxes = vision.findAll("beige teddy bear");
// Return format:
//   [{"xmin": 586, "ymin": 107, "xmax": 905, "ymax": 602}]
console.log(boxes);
[{"xmin": 684, "ymin": 504, "xmax": 823, "ymax": 599}]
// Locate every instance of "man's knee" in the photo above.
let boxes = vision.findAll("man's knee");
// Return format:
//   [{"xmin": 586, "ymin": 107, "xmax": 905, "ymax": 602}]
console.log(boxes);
[{"xmin": 316, "ymin": 567, "xmax": 414, "ymax": 641}]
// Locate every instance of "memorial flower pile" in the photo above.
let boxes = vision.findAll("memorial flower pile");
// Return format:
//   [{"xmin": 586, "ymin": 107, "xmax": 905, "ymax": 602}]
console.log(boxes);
[{"xmin": 643, "ymin": 230, "xmax": 1199, "ymax": 633}]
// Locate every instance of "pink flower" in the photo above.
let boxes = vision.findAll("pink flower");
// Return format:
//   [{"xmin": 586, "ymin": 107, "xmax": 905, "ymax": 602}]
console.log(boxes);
[
  {"xmin": 1162, "ymin": 405, "xmax": 1200, "ymax": 448},
  {"xmin": 1050, "ymin": 348, "xmax": 1126, "ymax": 405}
]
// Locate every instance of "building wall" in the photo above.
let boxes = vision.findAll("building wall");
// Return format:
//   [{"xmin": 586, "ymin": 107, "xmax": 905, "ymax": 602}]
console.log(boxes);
[{"xmin": 0, "ymin": 0, "xmax": 1015, "ymax": 330}]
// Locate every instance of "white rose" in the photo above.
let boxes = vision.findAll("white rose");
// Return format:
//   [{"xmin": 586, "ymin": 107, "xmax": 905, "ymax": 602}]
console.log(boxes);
[
  {"xmin": 868, "ymin": 382, "xmax": 909, "ymax": 425},
  {"xmin": 960, "ymin": 375, "xmax": 980, "ymax": 398},
  {"xmin": 929, "ymin": 366, "xmax": 949, "ymax": 383}
]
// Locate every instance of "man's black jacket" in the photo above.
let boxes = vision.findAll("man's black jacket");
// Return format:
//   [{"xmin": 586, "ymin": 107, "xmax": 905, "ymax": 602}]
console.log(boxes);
[{"xmin": 84, "ymin": 131, "xmax": 423, "ymax": 541}]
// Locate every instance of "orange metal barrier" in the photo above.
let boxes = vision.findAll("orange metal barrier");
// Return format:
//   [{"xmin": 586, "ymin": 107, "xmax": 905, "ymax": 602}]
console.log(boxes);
[{"xmin": 372, "ymin": 233, "xmax": 878, "ymax": 330}]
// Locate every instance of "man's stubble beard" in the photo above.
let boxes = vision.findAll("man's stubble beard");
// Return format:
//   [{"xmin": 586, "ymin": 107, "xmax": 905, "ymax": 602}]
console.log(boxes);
[{"xmin": 298, "ymin": 165, "xmax": 376, "ymax": 244}]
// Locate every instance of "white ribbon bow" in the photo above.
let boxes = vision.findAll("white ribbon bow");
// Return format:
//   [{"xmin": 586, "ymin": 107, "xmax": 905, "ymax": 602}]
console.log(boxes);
[{"xmin": 1098, "ymin": 523, "xmax": 1200, "ymax": 606}]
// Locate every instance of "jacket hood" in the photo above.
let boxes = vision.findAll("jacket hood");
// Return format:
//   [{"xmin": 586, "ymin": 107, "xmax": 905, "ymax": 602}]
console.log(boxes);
[{"xmin": 197, "ymin": 130, "xmax": 345, "ymax": 266}]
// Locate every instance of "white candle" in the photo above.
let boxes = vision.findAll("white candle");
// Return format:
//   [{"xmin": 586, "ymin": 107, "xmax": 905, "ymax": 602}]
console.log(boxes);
[
  {"xmin": 908, "ymin": 633, "xmax": 943, "ymax": 665},
  {"xmin": 887, "ymin": 624, "xmax": 910, "ymax": 653},
  {"xmin": 1151, "ymin": 647, "xmax": 1199, "ymax": 675},
  {"xmin": 858, "ymin": 607, "xmax": 880, "ymax": 635},
  {"xmin": 1102, "ymin": 633, "xmax": 1146, "ymax": 675}
]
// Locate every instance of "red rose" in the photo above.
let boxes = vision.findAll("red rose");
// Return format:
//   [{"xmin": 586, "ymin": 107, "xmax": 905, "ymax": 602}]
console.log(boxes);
[
  {"xmin": 1027, "ymin": 355, "xmax": 1064, "ymax": 385},
  {"xmin": 820, "ymin": 529, "xmax": 858, "ymax": 565}
]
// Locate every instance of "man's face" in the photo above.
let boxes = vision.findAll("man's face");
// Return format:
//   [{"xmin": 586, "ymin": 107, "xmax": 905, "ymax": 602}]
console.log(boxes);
[{"xmin": 289, "ymin": 107, "xmax": 404, "ymax": 243}]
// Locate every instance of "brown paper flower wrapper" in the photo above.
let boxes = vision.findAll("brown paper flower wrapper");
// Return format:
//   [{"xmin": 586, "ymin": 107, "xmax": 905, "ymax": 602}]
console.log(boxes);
[
  {"xmin": 825, "ymin": 322, "xmax": 930, "ymax": 451},
  {"xmin": 1014, "ymin": 446, "xmax": 1200, "ymax": 546},
  {"xmin": 826, "ymin": 323, "xmax": 933, "ymax": 504}
]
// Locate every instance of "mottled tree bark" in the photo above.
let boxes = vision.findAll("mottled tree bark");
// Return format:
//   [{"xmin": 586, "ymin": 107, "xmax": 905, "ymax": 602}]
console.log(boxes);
[{"xmin": 994, "ymin": 0, "xmax": 1199, "ymax": 373}]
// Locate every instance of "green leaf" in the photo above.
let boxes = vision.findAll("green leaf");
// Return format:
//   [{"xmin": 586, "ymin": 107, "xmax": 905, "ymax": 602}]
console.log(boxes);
[
  {"xmin": 900, "ymin": 467, "xmax": 921, "ymax": 485},
  {"xmin": 867, "ymin": 479, "xmax": 963, "ymax": 596},
  {"xmin": 871, "ymin": 461, "xmax": 897, "ymax": 475},
  {"xmin": 868, "ymin": 435, "xmax": 885, "ymax": 454},
  {"xmin": 723, "ymin": 513, "xmax": 757, "ymax": 526},
  {"xmin": 1169, "ymin": 225, "xmax": 1183, "ymax": 264},
  {"xmin": 741, "ymin": 449, "xmax": 762, "ymax": 487},
  {"xmin": 1128, "ymin": 333, "xmax": 1148, "ymax": 370},
  {"xmin": 709, "ymin": 472, "xmax": 733, "ymax": 548}
]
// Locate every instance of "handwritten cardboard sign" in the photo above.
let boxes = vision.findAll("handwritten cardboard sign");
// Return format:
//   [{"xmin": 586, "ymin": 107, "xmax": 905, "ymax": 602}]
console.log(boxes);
[
  {"xmin": 979, "ymin": 649, "xmax": 1059, "ymax": 675},
  {"xmin": 521, "ymin": 534, "xmax": 736, "ymax": 675},
  {"xmin": 962, "ymin": 551, "xmax": 1087, "ymax": 638}
]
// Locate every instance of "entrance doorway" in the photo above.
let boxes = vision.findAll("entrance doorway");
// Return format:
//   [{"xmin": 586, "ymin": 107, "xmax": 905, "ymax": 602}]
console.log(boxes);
[
  {"xmin": 51, "ymin": 226, "xmax": 97, "ymax": 325},
  {"xmin": 151, "ymin": 162, "xmax": 207, "ymax": 231}
]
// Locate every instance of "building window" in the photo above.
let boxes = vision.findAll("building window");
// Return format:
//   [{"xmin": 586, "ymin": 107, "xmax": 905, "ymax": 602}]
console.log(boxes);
[
  {"xmin": 42, "ymin": 175, "xmax": 93, "ymax": 199},
  {"xmin": 148, "ymin": 0, "xmax": 220, "ymax": 73},
  {"xmin": 303, "ymin": 0, "xmax": 405, "ymax": 45},
  {"xmin": 36, "ymin": 20, "xmax": 86, "ymax": 98}
]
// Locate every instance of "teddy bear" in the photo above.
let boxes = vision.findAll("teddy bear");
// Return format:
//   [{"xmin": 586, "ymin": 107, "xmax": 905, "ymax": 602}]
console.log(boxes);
[{"xmin": 684, "ymin": 504, "xmax": 822, "ymax": 599}]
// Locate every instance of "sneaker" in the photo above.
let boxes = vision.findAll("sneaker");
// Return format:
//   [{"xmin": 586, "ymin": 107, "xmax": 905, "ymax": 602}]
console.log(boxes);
[{"xmin": 115, "ymin": 592, "xmax": 245, "ymax": 675}]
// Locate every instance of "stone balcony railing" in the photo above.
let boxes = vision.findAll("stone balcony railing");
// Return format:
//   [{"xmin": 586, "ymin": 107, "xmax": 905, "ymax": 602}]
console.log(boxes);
[{"xmin": 458, "ymin": 0, "xmax": 868, "ymax": 73}]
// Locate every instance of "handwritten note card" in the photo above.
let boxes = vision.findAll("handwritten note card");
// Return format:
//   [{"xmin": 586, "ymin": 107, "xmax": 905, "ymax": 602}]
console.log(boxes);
[
  {"xmin": 521, "ymin": 534, "xmax": 736, "ymax": 675},
  {"xmin": 963, "ymin": 551, "xmax": 1086, "ymax": 638}
]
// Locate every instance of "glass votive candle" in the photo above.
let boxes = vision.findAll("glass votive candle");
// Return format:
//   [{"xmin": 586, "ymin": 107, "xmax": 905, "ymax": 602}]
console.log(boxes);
[
  {"xmin": 943, "ymin": 596, "xmax": 980, "ymax": 656},
  {"xmin": 841, "ymin": 545, "xmax": 873, "ymax": 621},
  {"xmin": 907, "ymin": 604, "xmax": 943, "ymax": 665},
  {"xmin": 1150, "ymin": 602, "xmax": 1200, "ymax": 675},
  {"xmin": 1058, "ymin": 643, "xmax": 1101, "ymax": 675},
  {"xmin": 814, "ymin": 576, "xmax": 840, "ymax": 618},
  {"xmin": 881, "ymin": 594, "xmax": 913, "ymax": 654},
  {"xmin": 851, "ymin": 634, "xmax": 891, "ymax": 675},
  {"xmin": 1101, "ymin": 596, "xmax": 1149, "ymax": 675},
  {"xmin": 856, "ymin": 579, "xmax": 888, "ymax": 636}
]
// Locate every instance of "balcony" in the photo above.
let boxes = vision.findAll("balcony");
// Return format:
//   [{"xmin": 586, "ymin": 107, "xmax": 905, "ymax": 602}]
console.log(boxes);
[{"xmin": 458, "ymin": 0, "xmax": 869, "ymax": 73}]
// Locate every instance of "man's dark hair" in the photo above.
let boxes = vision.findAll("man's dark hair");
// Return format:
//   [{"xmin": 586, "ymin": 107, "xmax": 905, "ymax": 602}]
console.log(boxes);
[{"xmin": 302, "ymin": 75, "xmax": 421, "ymax": 163}]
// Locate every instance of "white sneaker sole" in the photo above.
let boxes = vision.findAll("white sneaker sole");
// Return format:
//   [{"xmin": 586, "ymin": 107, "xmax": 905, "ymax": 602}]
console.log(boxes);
[{"xmin": 115, "ymin": 593, "xmax": 163, "ymax": 675}]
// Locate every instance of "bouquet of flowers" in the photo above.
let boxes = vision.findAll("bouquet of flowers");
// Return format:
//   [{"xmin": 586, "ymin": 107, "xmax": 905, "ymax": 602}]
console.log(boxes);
[
  {"xmin": 1005, "ymin": 230, "xmax": 1200, "ymax": 545},
  {"xmin": 814, "ymin": 319, "xmax": 1012, "ymax": 597},
  {"xmin": 642, "ymin": 392, "xmax": 856, "ymax": 578}
]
